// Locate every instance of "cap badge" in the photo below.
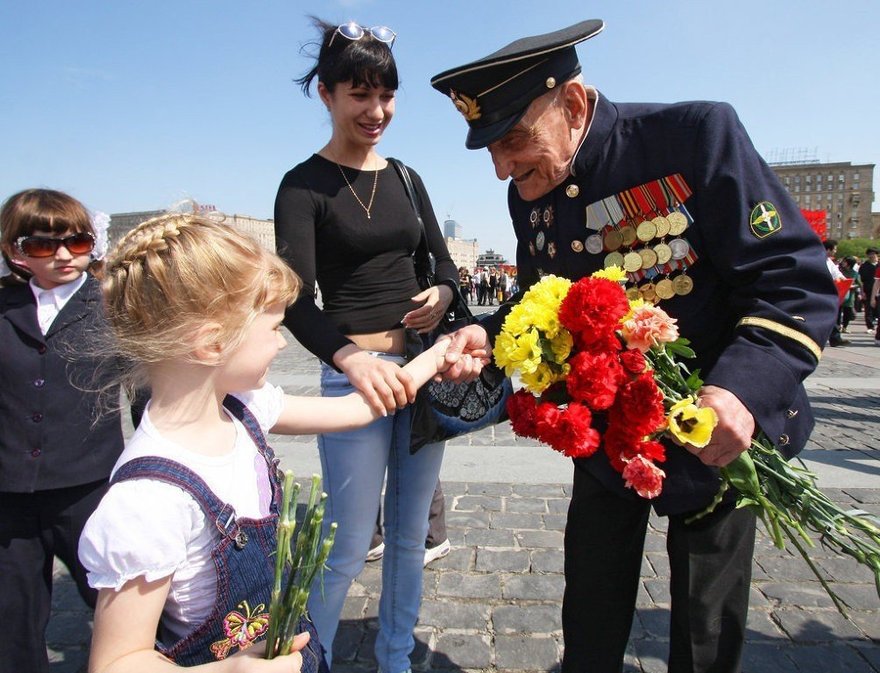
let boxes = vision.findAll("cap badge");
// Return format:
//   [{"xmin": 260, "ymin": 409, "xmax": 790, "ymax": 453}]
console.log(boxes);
[
  {"xmin": 450, "ymin": 90, "xmax": 481, "ymax": 121},
  {"xmin": 749, "ymin": 201, "xmax": 782, "ymax": 239},
  {"xmin": 545, "ymin": 76, "xmax": 556, "ymax": 89}
]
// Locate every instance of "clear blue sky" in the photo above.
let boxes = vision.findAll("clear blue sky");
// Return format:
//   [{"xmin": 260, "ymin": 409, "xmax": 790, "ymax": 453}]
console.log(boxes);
[{"xmin": 2, "ymin": 1, "xmax": 878, "ymax": 260}]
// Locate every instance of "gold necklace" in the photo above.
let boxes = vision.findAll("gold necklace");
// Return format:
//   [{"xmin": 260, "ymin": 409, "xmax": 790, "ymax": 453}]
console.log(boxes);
[{"xmin": 336, "ymin": 161, "xmax": 379, "ymax": 219}]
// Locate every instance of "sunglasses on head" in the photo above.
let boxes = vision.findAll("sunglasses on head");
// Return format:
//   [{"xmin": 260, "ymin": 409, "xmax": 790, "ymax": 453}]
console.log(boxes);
[
  {"xmin": 328, "ymin": 22, "xmax": 396, "ymax": 49},
  {"xmin": 15, "ymin": 232, "xmax": 95, "ymax": 258}
]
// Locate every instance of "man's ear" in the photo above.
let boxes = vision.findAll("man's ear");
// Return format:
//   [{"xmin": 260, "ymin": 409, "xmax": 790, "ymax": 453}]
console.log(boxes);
[
  {"xmin": 561, "ymin": 80, "xmax": 589, "ymax": 131},
  {"xmin": 192, "ymin": 322, "xmax": 225, "ymax": 365}
]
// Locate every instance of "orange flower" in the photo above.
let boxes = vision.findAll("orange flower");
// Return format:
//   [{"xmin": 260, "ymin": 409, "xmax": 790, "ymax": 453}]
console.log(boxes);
[{"xmin": 620, "ymin": 304, "xmax": 679, "ymax": 353}]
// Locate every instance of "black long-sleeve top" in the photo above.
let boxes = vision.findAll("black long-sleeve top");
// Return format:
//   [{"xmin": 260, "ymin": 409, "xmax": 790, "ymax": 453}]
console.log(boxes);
[{"xmin": 274, "ymin": 154, "xmax": 457, "ymax": 365}]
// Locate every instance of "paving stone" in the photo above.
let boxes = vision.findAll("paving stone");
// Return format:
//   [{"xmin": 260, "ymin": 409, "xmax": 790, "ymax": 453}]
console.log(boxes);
[
  {"xmin": 644, "ymin": 552, "xmax": 669, "ymax": 578},
  {"xmin": 530, "ymin": 549, "xmax": 564, "ymax": 574},
  {"xmin": 817, "ymin": 555, "xmax": 878, "ymax": 583},
  {"xmin": 437, "ymin": 572, "xmax": 502, "ymax": 599},
  {"xmin": 505, "ymin": 497, "xmax": 549, "ymax": 513},
  {"xmin": 740, "ymin": 643, "xmax": 800, "ymax": 672},
  {"xmin": 494, "ymin": 634, "xmax": 560, "ymax": 670},
  {"xmin": 774, "ymin": 608, "xmax": 867, "ymax": 642},
  {"xmin": 847, "ymin": 610, "xmax": 880, "ymax": 640},
  {"xmin": 757, "ymin": 555, "xmax": 831, "ymax": 582},
  {"xmin": 464, "ymin": 528, "xmax": 517, "ymax": 547},
  {"xmin": 418, "ymin": 600, "xmax": 489, "ymax": 630},
  {"xmin": 546, "ymin": 498, "xmax": 570, "ymax": 514},
  {"xmin": 466, "ymin": 483, "xmax": 512, "ymax": 497},
  {"xmin": 425, "ymin": 546, "xmax": 473, "ymax": 571},
  {"xmin": 515, "ymin": 529, "xmax": 564, "ymax": 549},
  {"xmin": 491, "ymin": 512, "xmax": 544, "ymax": 530},
  {"xmin": 445, "ymin": 510, "xmax": 491, "ymax": 528},
  {"xmin": 453, "ymin": 494, "xmax": 504, "ymax": 511},
  {"xmin": 627, "ymin": 637, "xmax": 669, "ymax": 673},
  {"xmin": 542, "ymin": 514, "xmax": 567, "ymax": 531},
  {"xmin": 636, "ymin": 606, "xmax": 670, "ymax": 639},
  {"xmin": 756, "ymin": 581, "xmax": 837, "ymax": 609},
  {"xmin": 432, "ymin": 633, "xmax": 492, "ymax": 669},
  {"xmin": 502, "ymin": 574, "xmax": 566, "ymax": 601},
  {"xmin": 493, "ymin": 604, "xmax": 562, "ymax": 634},
  {"xmin": 745, "ymin": 608, "xmax": 787, "ymax": 641},
  {"xmin": 476, "ymin": 549, "xmax": 531, "ymax": 573},
  {"xmin": 785, "ymin": 644, "xmax": 878, "ymax": 673},
  {"xmin": 513, "ymin": 484, "xmax": 566, "ymax": 498},
  {"xmin": 643, "ymin": 578, "xmax": 671, "ymax": 605}
]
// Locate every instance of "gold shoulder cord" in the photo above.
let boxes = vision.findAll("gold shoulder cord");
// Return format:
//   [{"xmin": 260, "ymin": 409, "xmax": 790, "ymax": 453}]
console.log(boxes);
[{"xmin": 737, "ymin": 317, "xmax": 823, "ymax": 363}]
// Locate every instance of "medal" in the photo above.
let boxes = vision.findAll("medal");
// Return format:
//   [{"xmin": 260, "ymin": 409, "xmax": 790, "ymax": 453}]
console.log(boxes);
[
  {"xmin": 530, "ymin": 209, "xmax": 539, "ymax": 226},
  {"xmin": 640, "ymin": 282, "xmax": 658, "ymax": 303},
  {"xmin": 604, "ymin": 229, "xmax": 623, "ymax": 251},
  {"xmin": 636, "ymin": 220, "xmax": 657, "ymax": 242},
  {"xmin": 638, "ymin": 247, "xmax": 658, "ymax": 269},
  {"xmin": 543, "ymin": 206, "xmax": 554, "ymax": 225},
  {"xmin": 669, "ymin": 238, "xmax": 690, "ymax": 260},
  {"xmin": 619, "ymin": 225, "xmax": 637, "ymax": 247},
  {"xmin": 604, "ymin": 251, "xmax": 625, "ymax": 269},
  {"xmin": 623, "ymin": 251, "xmax": 643, "ymax": 272},
  {"xmin": 571, "ymin": 239, "xmax": 585, "ymax": 253},
  {"xmin": 655, "ymin": 278, "xmax": 675, "ymax": 300},
  {"xmin": 585, "ymin": 234, "xmax": 604, "ymax": 254},
  {"xmin": 548, "ymin": 241, "xmax": 557, "ymax": 258},
  {"xmin": 536, "ymin": 231, "xmax": 546, "ymax": 251},
  {"xmin": 667, "ymin": 211, "xmax": 689, "ymax": 236},
  {"xmin": 626, "ymin": 287, "xmax": 641, "ymax": 301},
  {"xmin": 672, "ymin": 274, "xmax": 694, "ymax": 296},
  {"xmin": 653, "ymin": 242, "xmax": 673, "ymax": 265},
  {"xmin": 652, "ymin": 215, "xmax": 671, "ymax": 238}
]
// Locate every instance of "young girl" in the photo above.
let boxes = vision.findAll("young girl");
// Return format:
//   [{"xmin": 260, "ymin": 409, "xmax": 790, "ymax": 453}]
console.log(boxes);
[
  {"xmin": 78, "ymin": 213, "xmax": 453, "ymax": 672},
  {"xmin": 0, "ymin": 188, "xmax": 124, "ymax": 673}
]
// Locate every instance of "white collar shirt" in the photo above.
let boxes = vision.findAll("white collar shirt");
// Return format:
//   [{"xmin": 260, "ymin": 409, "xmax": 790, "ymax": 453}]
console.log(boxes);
[{"xmin": 29, "ymin": 273, "xmax": 87, "ymax": 335}]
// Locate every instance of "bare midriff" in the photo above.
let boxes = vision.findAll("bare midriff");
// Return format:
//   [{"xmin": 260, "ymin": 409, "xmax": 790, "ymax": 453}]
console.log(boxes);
[{"xmin": 346, "ymin": 327, "xmax": 406, "ymax": 355}]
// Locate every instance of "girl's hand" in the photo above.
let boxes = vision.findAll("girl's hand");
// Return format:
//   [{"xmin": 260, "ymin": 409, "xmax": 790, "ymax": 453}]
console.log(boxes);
[
  {"xmin": 333, "ymin": 345, "xmax": 416, "ymax": 416},
  {"xmin": 231, "ymin": 633, "xmax": 310, "ymax": 672},
  {"xmin": 402, "ymin": 284, "xmax": 454, "ymax": 334}
]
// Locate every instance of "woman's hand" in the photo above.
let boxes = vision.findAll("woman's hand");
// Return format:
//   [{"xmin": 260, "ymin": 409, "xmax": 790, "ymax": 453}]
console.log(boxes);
[
  {"xmin": 402, "ymin": 284, "xmax": 454, "ymax": 334},
  {"xmin": 333, "ymin": 344, "xmax": 416, "ymax": 416}
]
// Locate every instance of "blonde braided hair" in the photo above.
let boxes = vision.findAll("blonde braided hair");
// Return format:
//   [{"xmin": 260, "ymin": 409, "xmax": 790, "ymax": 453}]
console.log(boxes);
[{"xmin": 103, "ymin": 212, "xmax": 300, "ymax": 373}]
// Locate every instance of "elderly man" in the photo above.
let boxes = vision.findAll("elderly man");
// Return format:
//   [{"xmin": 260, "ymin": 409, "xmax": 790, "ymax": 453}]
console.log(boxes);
[{"xmin": 432, "ymin": 20, "xmax": 837, "ymax": 673}]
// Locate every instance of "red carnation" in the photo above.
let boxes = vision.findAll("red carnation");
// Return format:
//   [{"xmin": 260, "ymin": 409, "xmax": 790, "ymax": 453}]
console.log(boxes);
[
  {"xmin": 607, "ymin": 373, "xmax": 666, "ymax": 437},
  {"xmin": 555, "ymin": 402, "xmax": 601, "ymax": 458},
  {"xmin": 534, "ymin": 401, "xmax": 564, "ymax": 446},
  {"xmin": 603, "ymin": 422, "xmax": 642, "ymax": 472},
  {"xmin": 507, "ymin": 390, "xmax": 539, "ymax": 439},
  {"xmin": 619, "ymin": 349, "xmax": 647, "ymax": 375},
  {"xmin": 559, "ymin": 277, "xmax": 629, "ymax": 345},
  {"xmin": 566, "ymin": 350, "xmax": 626, "ymax": 410}
]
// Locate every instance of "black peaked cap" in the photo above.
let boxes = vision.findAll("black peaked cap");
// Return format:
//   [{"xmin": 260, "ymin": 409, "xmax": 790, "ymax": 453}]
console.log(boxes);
[{"xmin": 430, "ymin": 19, "xmax": 604, "ymax": 149}]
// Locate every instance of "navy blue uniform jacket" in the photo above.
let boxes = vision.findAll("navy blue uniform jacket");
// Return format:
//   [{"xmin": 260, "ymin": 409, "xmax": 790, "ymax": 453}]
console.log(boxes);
[
  {"xmin": 482, "ymin": 94, "xmax": 838, "ymax": 515},
  {"xmin": 0, "ymin": 275, "xmax": 124, "ymax": 493}
]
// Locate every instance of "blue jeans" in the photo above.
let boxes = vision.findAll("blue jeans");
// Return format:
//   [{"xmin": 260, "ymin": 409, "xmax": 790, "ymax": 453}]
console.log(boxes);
[{"xmin": 309, "ymin": 359, "xmax": 445, "ymax": 673}]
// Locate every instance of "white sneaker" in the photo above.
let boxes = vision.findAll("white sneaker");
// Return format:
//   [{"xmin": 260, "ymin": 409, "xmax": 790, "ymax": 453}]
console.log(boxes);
[
  {"xmin": 424, "ymin": 539, "xmax": 451, "ymax": 566},
  {"xmin": 366, "ymin": 542, "xmax": 385, "ymax": 562}
]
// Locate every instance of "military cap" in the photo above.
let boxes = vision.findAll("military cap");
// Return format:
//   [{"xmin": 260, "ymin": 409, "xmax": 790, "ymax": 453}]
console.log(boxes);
[{"xmin": 430, "ymin": 19, "xmax": 604, "ymax": 149}]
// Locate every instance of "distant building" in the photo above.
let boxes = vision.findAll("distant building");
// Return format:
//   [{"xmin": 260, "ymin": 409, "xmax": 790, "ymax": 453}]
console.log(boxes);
[
  {"xmin": 769, "ymin": 161, "xmax": 875, "ymax": 240},
  {"xmin": 445, "ymin": 237, "xmax": 480, "ymax": 271},
  {"xmin": 443, "ymin": 219, "xmax": 462, "ymax": 239},
  {"xmin": 109, "ymin": 207, "xmax": 275, "ymax": 251},
  {"xmin": 476, "ymin": 249, "xmax": 507, "ymax": 268}
]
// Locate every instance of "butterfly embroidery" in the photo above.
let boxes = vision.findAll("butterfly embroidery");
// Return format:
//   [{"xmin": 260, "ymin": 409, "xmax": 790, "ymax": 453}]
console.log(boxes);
[{"xmin": 210, "ymin": 600, "xmax": 270, "ymax": 660}]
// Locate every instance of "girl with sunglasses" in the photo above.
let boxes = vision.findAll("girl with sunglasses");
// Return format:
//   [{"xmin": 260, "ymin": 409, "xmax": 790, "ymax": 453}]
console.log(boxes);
[
  {"xmin": 0, "ymin": 188, "xmax": 125, "ymax": 673},
  {"xmin": 77, "ymin": 213, "xmax": 452, "ymax": 672},
  {"xmin": 273, "ymin": 18, "xmax": 459, "ymax": 673}
]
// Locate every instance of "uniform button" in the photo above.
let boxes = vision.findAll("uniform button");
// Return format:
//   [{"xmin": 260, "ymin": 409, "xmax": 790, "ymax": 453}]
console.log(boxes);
[
  {"xmin": 34, "ymin": 378, "xmax": 45, "ymax": 388},
  {"xmin": 778, "ymin": 434, "xmax": 790, "ymax": 446},
  {"xmin": 32, "ymin": 412, "xmax": 43, "ymax": 422},
  {"xmin": 31, "ymin": 449, "xmax": 42, "ymax": 458},
  {"xmin": 37, "ymin": 345, "xmax": 47, "ymax": 354},
  {"xmin": 786, "ymin": 409, "xmax": 798, "ymax": 418},
  {"xmin": 565, "ymin": 184, "xmax": 580, "ymax": 198},
  {"xmin": 571, "ymin": 240, "xmax": 584, "ymax": 253}
]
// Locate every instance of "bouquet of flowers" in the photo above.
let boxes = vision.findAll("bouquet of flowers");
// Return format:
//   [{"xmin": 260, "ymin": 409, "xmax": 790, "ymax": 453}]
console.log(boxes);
[
  {"xmin": 266, "ymin": 472, "xmax": 336, "ymax": 658},
  {"xmin": 495, "ymin": 269, "xmax": 880, "ymax": 613}
]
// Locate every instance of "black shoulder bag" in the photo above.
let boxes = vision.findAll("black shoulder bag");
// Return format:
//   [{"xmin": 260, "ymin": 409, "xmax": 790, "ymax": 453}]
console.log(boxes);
[{"xmin": 389, "ymin": 158, "xmax": 512, "ymax": 452}]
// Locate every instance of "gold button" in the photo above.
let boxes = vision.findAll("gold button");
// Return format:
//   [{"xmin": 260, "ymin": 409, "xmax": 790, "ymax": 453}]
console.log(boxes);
[
  {"xmin": 565, "ymin": 184, "xmax": 580, "ymax": 198},
  {"xmin": 786, "ymin": 409, "xmax": 799, "ymax": 419},
  {"xmin": 778, "ymin": 434, "xmax": 790, "ymax": 446},
  {"xmin": 571, "ymin": 240, "xmax": 584, "ymax": 253},
  {"xmin": 545, "ymin": 76, "xmax": 556, "ymax": 89}
]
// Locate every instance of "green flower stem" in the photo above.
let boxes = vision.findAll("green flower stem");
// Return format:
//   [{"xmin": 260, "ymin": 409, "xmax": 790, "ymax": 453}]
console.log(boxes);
[{"xmin": 266, "ymin": 474, "xmax": 336, "ymax": 660}]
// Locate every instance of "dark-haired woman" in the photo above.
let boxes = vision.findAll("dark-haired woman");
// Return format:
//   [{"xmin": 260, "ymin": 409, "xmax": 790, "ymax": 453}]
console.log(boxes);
[{"xmin": 273, "ymin": 19, "xmax": 457, "ymax": 673}]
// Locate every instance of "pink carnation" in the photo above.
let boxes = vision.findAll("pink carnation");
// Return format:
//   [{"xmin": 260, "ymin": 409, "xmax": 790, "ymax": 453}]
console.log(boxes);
[
  {"xmin": 621, "ymin": 455, "xmax": 666, "ymax": 499},
  {"xmin": 620, "ymin": 305, "xmax": 679, "ymax": 353}
]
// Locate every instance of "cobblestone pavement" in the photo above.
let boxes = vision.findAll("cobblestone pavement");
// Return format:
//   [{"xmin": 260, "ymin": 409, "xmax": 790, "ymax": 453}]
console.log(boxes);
[{"xmin": 47, "ymin": 318, "xmax": 880, "ymax": 673}]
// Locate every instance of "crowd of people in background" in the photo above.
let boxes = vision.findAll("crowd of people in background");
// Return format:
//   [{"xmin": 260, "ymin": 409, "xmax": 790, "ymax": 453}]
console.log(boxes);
[
  {"xmin": 823, "ymin": 240, "xmax": 880, "ymax": 347},
  {"xmin": 457, "ymin": 265, "xmax": 518, "ymax": 306}
]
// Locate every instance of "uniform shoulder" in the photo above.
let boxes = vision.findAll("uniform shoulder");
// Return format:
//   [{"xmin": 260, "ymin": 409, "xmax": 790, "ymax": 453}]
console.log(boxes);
[{"xmin": 615, "ymin": 100, "xmax": 734, "ymax": 128}]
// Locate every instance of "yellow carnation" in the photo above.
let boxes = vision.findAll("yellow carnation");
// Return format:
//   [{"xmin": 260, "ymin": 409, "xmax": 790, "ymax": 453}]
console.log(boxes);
[{"xmin": 591, "ymin": 265, "xmax": 627, "ymax": 282}]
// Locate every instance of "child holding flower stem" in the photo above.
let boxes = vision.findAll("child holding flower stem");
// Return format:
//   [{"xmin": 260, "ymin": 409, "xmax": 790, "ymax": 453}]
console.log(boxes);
[{"xmin": 78, "ymin": 213, "xmax": 452, "ymax": 672}]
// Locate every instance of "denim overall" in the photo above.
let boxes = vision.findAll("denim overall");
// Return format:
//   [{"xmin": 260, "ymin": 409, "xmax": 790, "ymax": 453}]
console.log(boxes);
[{"xmin": 111, "ymin": 395, "xmax": 329, "ymax": 671}]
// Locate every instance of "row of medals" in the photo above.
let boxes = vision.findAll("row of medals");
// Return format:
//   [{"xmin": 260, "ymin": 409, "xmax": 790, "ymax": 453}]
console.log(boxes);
[{"xmin": 585, "ymin": 210, "xmax": 694, "ymax": 302}]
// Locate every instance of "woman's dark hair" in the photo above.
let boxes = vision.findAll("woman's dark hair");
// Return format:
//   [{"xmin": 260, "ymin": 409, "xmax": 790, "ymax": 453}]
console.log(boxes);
[{"xmin": 295, "ymin": 17, "xmax": 399, "ymax": 96}]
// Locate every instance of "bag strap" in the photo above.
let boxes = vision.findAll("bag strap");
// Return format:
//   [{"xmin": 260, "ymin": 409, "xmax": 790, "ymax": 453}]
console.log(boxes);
[{"xmin": 389, "ymin": 158, "xmax": 432, "ymax": 278}]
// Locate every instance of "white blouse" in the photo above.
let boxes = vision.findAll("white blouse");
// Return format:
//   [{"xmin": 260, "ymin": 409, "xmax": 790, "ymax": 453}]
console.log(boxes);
[{"xmin": 78, "ymin": 384, "xmax": 284, "ymax": 643}]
